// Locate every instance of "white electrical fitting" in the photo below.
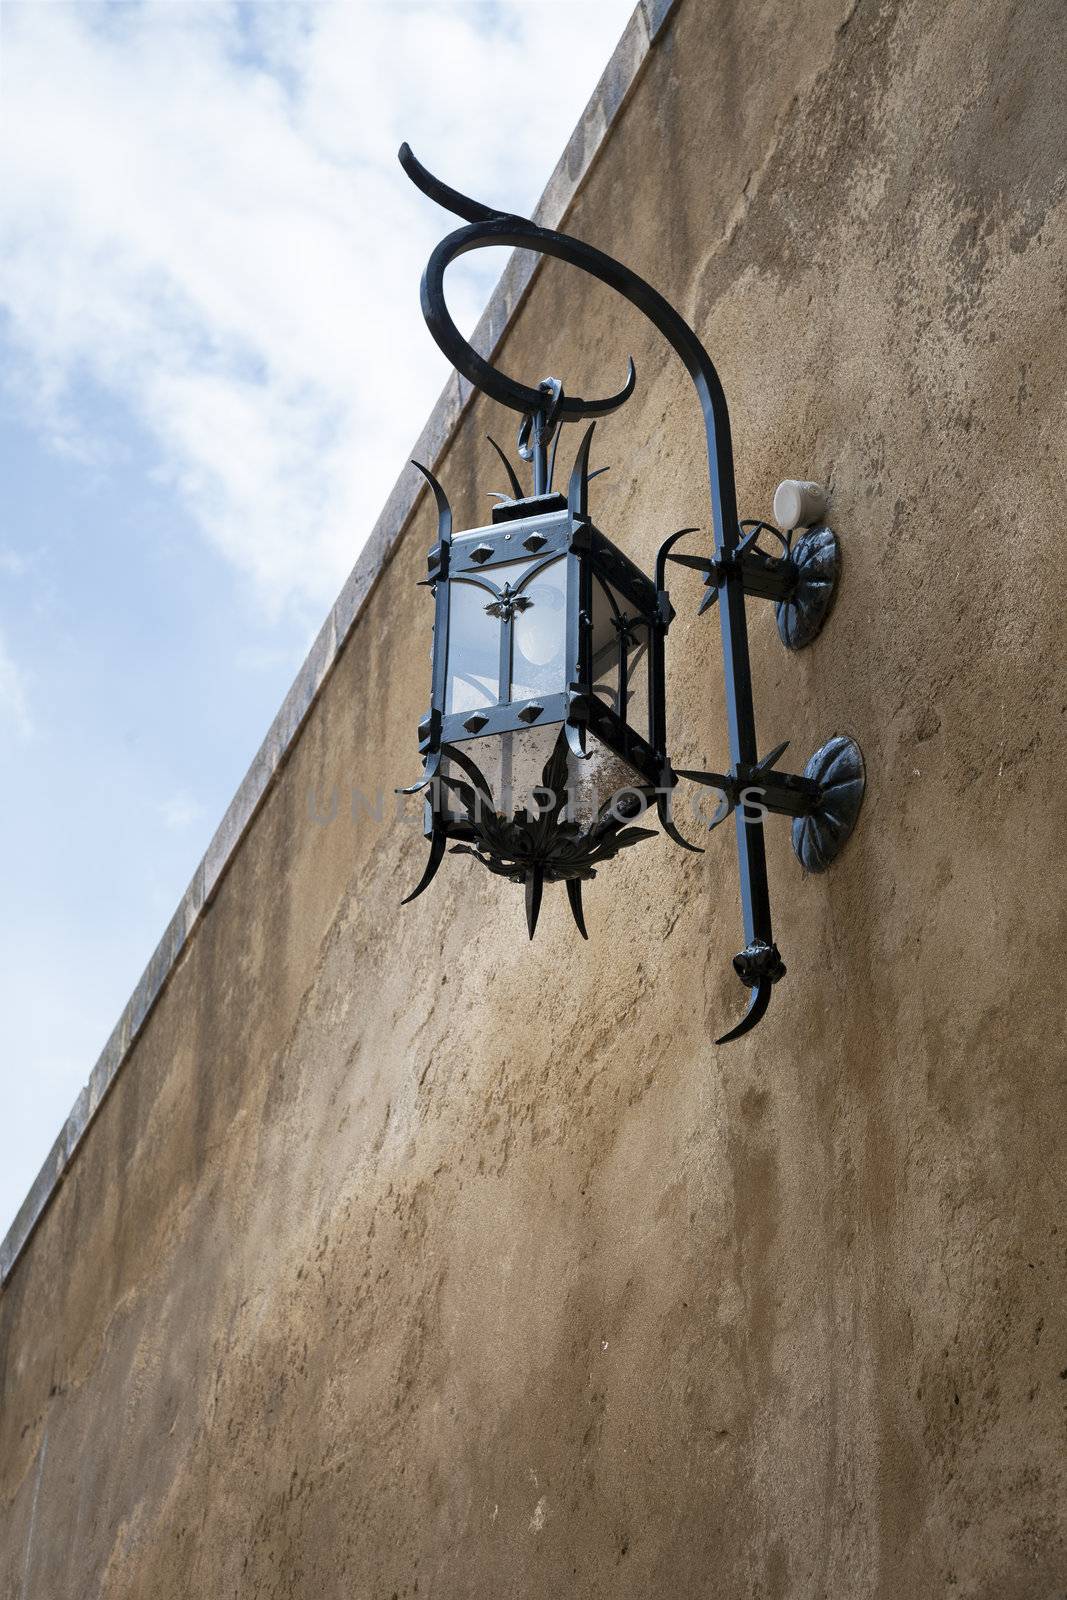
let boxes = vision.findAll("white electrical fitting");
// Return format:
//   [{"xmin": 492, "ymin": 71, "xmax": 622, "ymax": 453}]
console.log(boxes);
[{"xmin": 772, "ymin": 480, "xmax": 829, "ymax": 532}]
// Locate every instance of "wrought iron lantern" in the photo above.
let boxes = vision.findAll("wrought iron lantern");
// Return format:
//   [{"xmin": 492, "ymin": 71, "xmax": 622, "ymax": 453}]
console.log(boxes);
[
  {"xmin": 402, "ymin": 415, "xmax": 677, "ymax": 945},
  {"xmin": 397, "ymin": 146, "xmax": 865, "ymax": 1042}
]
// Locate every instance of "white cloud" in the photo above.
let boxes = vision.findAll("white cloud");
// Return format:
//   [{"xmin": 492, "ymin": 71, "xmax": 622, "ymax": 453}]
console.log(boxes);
[
  {"xmin": 0, "ymin": 0, "xmax": 634, "ymax": 618},
  {"xmin": 159, "ymin": 792, "xmax": 205, "ymax": 831},
  {"xmin": 0, "ymin": 628, "xmax": 33, "ymax": 738}
]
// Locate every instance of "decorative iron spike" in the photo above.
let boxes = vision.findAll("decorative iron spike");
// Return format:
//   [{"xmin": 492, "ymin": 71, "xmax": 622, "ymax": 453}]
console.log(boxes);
[
  {"xmin": 546, "ymin": 423, "xmax": 562, "ymax": 495},
  {"xmin": 410, "ymin": 460, "xmax": 452, "ymax": 546},
  {"xmin": 655, "ymin": 788, "xmax": 704, "ymax": 853},
  {"xmin": 400, "ymin": 829, "xmax": 447, "ymax": 904},
  {"xmin": 752, "ymin": 739, "xmax": 790, "ymax": 775},
  {"xmin": 486, "ymin": 435, "xmax": 524, "ymax": 500},
  {"xmin": 525, "ymin": 868, "xmax": 544, "ymax": 938},
  {"xmin": 567, "ymin": 422, "xmax": 597, "ymax": 519},
  {"xmin": 395, "ymin": 746, "xmax": 442, "ymax": 795},
  {"xmin": 714, "ymin": 980, "xmax": 774, "ymax": 1045},
  {"xmin": 567, "ymin": 878, "xmax": 588, "ymax": 939},
  {"xmin": 666, "ymin": 551, "xmax": 713, "ymax": 572}
]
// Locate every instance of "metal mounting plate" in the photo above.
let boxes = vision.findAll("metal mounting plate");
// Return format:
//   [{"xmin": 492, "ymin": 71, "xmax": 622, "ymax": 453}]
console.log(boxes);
[
  {"xmin": 776, "ymin": 525, "xmax": 840, "ymax": 650},
  {"xmin": 791, "ymin": 735, "xmax": 865, "ymax": 872}
]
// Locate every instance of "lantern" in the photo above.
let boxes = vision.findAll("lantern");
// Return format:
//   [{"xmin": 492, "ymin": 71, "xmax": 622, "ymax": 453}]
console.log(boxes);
[
  {"xmin": 395, "ymin": 143, "xmax": 866, "ymax": 1042},
  {"xmin": 401, "ymin": 422, "xmax": 675, "ymax": 938}
]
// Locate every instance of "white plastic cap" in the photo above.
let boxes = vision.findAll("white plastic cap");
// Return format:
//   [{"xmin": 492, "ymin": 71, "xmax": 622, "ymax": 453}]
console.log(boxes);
[{"xmin": 772, "ymin": 479, "xmax": 829, "ymax": 532}]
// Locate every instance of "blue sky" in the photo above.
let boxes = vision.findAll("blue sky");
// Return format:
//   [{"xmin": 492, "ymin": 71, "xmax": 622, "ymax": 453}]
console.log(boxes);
[{"xmin": 0, "ymin": 0, "xmax": 634, "ymax": 1237}]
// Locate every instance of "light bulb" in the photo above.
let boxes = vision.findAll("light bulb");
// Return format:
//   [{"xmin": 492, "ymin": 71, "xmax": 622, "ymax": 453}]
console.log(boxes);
[{"xmin": 514, "ymin": 581, "xmax": 564, "ymax": 668}]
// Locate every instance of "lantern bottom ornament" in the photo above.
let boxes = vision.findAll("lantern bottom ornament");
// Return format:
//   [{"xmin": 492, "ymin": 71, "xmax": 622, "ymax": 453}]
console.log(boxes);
[{"xmin": 421, "ymin": 729, "xmax": 659, "ymax": 939}]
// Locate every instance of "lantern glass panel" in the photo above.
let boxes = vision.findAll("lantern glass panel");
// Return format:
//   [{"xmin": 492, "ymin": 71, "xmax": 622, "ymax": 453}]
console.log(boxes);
[
  {"xmin": 446, "ymin": 580, "xmax": 498, "ymax": 714},
  {"xmin": 589, "ymin": 575, "xmax": 650, "ymax": 735},
  {"xmin": 442, "ymin": 725, "xmax": 649, "ymax": 832},
  {"xmin": 622, "ymin": 620, "xmax": 650, "ymax": 735},
  {"xmin": 590, "ymin": 576, "xmax": 620, "ymax": 713},
  {"xmin": 510, "ymin": 556, "xmax": 567, "ymax": 701},
  {"xmin": 444, "ymin": 724, "xmax": 559, "ymax": 822},
  {"xmin": 567, "ymin": 736, "xmax": 651, "ymax": 827},
  {"xmin": 471, "ymin": 555, "xmax": 538, "ymax": 577}
]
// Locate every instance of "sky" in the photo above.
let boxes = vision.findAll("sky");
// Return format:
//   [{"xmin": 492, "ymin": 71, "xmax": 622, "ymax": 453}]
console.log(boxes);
[{"xmin": 0, "ymin": 0, "xmax": 635, "ymax": 1239}]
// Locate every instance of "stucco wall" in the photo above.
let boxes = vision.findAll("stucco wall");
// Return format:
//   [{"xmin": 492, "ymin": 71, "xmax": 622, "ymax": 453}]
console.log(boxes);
[{"xmin": 2, "ymin": 0, "xmax": 1065, "ymax": 1595}]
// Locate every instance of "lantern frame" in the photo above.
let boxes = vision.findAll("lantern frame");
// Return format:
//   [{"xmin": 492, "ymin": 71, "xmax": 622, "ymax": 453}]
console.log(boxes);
[{"xmin": 416, "ymin": 461, "xmax": 665, "ymax": 796}]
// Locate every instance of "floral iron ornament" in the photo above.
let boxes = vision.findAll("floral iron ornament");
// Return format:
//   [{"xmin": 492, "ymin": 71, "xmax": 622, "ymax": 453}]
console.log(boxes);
[
  {"xmin": 482, "ymin": 582, "xmax": 532, "ymax": 622},
  {"xmin": 396, "ymin": 145, "xmax": 865, "ymax": 1043}
]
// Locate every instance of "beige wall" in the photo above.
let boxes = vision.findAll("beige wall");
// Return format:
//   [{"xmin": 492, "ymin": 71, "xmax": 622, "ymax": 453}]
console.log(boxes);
[{"xmin": 3, "ymin": 0, "xmax": 1066, "ymax": 1594}]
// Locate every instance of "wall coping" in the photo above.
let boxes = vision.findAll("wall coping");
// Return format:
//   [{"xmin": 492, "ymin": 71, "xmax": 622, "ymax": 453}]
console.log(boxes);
[{"xmin": 0, "ymin": 0, "xmax": 680, "ymax": 1288}]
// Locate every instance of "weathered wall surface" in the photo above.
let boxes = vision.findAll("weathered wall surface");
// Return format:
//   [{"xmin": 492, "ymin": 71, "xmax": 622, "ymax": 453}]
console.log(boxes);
[{"xmin": 3, "ymin": 0, "xmax": 1065, "ymax": 1594}]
